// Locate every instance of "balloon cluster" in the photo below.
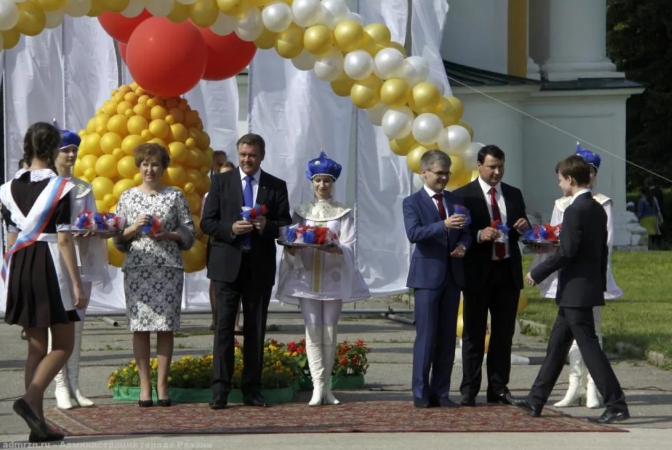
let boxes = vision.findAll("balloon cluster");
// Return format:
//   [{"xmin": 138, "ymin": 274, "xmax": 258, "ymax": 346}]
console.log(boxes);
[
  {"xmin": 1, "ymin": 0, "xmax": 478, "ymax": 188},
  {"xmin": 75, "ymin": 81, "xmax": 211, "ymax": 271}
]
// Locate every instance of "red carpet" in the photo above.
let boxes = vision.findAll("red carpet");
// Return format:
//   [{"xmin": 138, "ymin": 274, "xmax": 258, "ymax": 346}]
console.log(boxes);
[{"xmin": 46, "ymin": 401, "xmax": 625, "ymax": 435}]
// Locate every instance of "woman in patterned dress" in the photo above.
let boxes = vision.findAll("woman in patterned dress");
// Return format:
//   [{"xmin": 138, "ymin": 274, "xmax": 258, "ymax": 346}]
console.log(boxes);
[
  {"xmin": 276, "ymin": 152, "xmax": 370, "ymax": 406},
  {"xmin": 1, "ymin": 122, "xmax": 88, "ymax": 443},
  {"xmin": 114, "ymin": 143, "xmax": 195, "ymax": 407}
]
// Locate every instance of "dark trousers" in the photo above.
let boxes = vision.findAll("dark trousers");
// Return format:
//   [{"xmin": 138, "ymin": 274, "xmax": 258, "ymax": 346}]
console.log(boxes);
[
  {"xmin": 212, "ymin": 253, "xmax": 271, "ymax": 400},
  {"xmin": 412, "ymin": 273, "xmax": 460, "ymax": 401},
  {"xmin": 529, "ymin": 307, "xmax": 627, "ymax": 411},
  {"xmin": 460, "ymin": 259, "xmax": 520, "ymax": 399}
]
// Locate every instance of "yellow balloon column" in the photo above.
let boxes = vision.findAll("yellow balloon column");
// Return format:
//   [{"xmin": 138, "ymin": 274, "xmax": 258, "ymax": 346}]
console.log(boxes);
[{"xmin": 75, "ymin": 83, "xmax": 211, "ymax": 273}]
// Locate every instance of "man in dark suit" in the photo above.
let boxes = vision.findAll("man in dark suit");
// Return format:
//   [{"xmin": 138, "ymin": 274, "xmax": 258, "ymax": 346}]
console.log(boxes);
[
  {"xmin": 403, "ymin": 150, "xmax": 471, "ymax": 408},
  {"xmin": 508, "ymin": 155, "xmax": 629, "ymax": 424},
  {"xmin": 201, "ymin": 133, "xmax": 292, "ymax": 409},
  {"xmin": 454, "ymin": 145, "xmax": 530, "ymax": 406}
]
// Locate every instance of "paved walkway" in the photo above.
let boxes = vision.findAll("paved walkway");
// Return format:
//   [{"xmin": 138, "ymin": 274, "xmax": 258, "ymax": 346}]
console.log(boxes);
[{"xmin": 1, "ymin": 299, "xmax": 671, "ymax": 449}]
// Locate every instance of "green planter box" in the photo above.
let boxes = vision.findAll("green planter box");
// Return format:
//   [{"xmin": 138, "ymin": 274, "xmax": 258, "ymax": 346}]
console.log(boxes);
[
  {"xmin": 331, "ymin": 374, "xmax": 365, "ymax": 390},
  {"xmin": 298, "ymin": 376, "xmax": 313, "ymax": 391},
  {"xmin": 112, "ymin": 386, "xmax": 295, "ymax": 404},
  {"xmin": 168, "ymin": 388, "xmax": 211, "ymax": 404},
  {"xmin": 112, "ymin": 386, "xmax": 158, "ymax": 402}
]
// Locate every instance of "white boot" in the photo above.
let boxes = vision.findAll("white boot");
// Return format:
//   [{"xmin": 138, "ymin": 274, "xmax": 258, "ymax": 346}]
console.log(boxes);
[
  {"xmin": 553, "ymin": 341, "xmax": 586, "ymax": 407},
  {"xmin": 322, "ymin": 325, "xmax": 340, "ymax": 406},
  {"xmin": 68, "ymin": 321, "xmax": 94, "ymax": 407},
  {"xmin": 305, "ymin": 325, "xmax": 324, "ymax": 406},
  {"xmin": 50, "ymin": 330, "xmax": 74, "ymax": 410},
  {"xmin": 585, "ymin": 316, "xmax": 603, "ymax": 409}
]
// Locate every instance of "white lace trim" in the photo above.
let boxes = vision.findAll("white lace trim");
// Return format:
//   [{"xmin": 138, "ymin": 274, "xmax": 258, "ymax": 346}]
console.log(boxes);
[
  {"xmin": 14, "ymin": 168, "xmax": 58, "ymax": 182},
  {"xmin": 294, "ymin": 198, "xmax": 351, "ymax": 221},
  {"xmin": 555, "ymin": 192, "xmax": 611, "ymax": 212},
  {"xmin": 56, "ymin": 224, "xmax": 71, "ymax": 232}
]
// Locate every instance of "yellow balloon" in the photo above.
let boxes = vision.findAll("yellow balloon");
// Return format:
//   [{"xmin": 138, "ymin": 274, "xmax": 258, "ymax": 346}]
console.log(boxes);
[
  {"xmin": 1, "ymin": 28, "xmax": 21, "ymax": 50},
  {"xmin": 113, "ymin": 179, "xmax": 136, "ymax": 200},
  {"xmin": 84, "ymin": 168, "xmax": 96, "ymax": 181},
  {"xmin": 107, "ymin": 115, "xmax": 129, "ymax": 137},
  {"xmin": 80, "ymin": 134, "xmax": 102, "ymax": 156},
  {"xmin": 102, "ymin": 0, "xmax": 129, "ymax": 13},
  {"xmin": 168, "ymin": 1, "xmax": 191, "ymax": 22},
  {"xmin": 169, "ymin": 142, "xmax": 189, "ymax": 164},
  {"xmin": 330, "ymin": 73, "xmax": 355, "ymax": 97},
  {"xmin": 388, "ymin": 41, "xmax": 406, "ymax": 56},
  {"xmin": 216, "ymin": 0, "xmax": 245, "ymax": 16},
  {"xmin": 148, "ymin": 138, "xmax": 167, "ymax": 148},
  {"xmin": 254, "ymin": 27, "xmax": 278, "ymax": 50},
  {"xmin": 108, "ymin": 238, "xmax": 125, "ymax": 267},
  {"xmin": 37, "ymin": 0, "xmax": 66, "ymax": 11},
  {"xmin": 168, "ymin": 108, "xmax": 184, "ymax": 124},
  {"xmin": 471, "ymin": 169, "xmax": 479, "ymax": 182},
  {"xmin": 149, "ymin": 120, "xmax": 170, "ymax": 139},
  {"xmin": 81, "ymin": 154, "xmax": 99, "ymax": 171},
  {"xmin": 190, "ymin": 0, "xmax": 218, "ymax": 28},
  {"xmin": 103, "ymin": 193, "xmax": 116, "ymax": 208},
  {"xmin": 182, "ymin": 239, "xmax": 206, "ymax": 273},
  {"xmin": 165, "ymin": 98, "xmax": 180, "ymax": 110},
  {"xmin": 95, "ymin": 200, "xmax": 108, "ymax": 214},
  {"xmin": 458, "ymin": 295, "xmax": 464, "ymax": 315},
  {"xmin": 133, "ymin": 103, "xmax": 150, "ymax": 119},
  {"xmin": 117, "ymin": 156, "xmax": 139, "ymax": 179},
  {"xmin": 456, "ymin": 314, "xmax": 463, "ymax": 338},
  {"xmin": 191, "ymin": 214, "xmax": 201, "ymax": 234},
  {"xmin": 170, "ymin": 123, "xmax": 189, "ymax": 143},
  {"xmin": 389, "ymin": 134, "xmax": 419, "ymax": 157},
  {"xmin": 91, "ymin": 177, "xmax": 115, "ymax": 201},
  {"xmin": 333, "ymin": 20, "xmax": 365, "ymax": 52},
  {"xmin": 185, "ymin": 191, "xmax": 202, "ymax": 215},
  {"xmin": 112, "ymin": 148, "xmax": 124, "ymax": 160},
  {"xmin": 446, "ymin": 154, "xmax": 465, "ymax": 180},
  {"xmin": 275, "ymin": 23, "xmax": 304, "ymax": 59},
  {"xmin": 198, "ymin": 175, "xmax": 211, "ymax": 196},
  {"xmin": 459, "ymin": 120, "xmax": 474, "ymax": 139},
  {"xmin": 249, "ymin": 0, "xmax": 274, "ymax": 6},
  {"xmin": 164, "ymin": 164, "xmax": 187, "ymax": 187},
  {"xmin": 518, "ymin": 291, "xmax": 528, "ymax": 313},
  {"xmin": 17, "ymin": 1, "xmax": 46, "ymax": 37},
  {"xmin": 444, "ymin": 96, "xmax": 464, "ymax": 121},
  {"xmin": 380, "ymin": 78, "xmax": 410, "ymax": 108},
  {"xmin": 134, "ymin": 173, "xmax": 143, "ymax": 186},
  {"xmin": 124, "ymin": 92, "xmax": 138, "ymax": 104},
  {"xmin": 363, "ymin": 23, "xmax": 391, "ymax": 55},
  {"xmin": 121, "ymin": 135, "xmax": 144, "ymax": 156},
  {"xmin": 183, "ymin": 182, "xmax": 196, "ymax": 194},
  {"xmin": 485, "ymin": 333, "xmax": 490, "ymax": 353},
  {"xmin": 102, "ymin": 100, "xmax": 118, "ymax": 116},
  {"xmin": 304, "ymin": 25, "xmax": 333, "ymax": 55},
  {"xmin": 406, "ymin": 145, "xmax": 430, "ymax": 174},
  {"xmin": 436, "ymin": 97, "xmax": 462, "ymax": 127},
  {"xmin": 127, "ymin": 116, "xmax": 149, "ymax": 135},
  {"xmin": 350, "ymin": 75, "xmax": 382, "ymax": 109},
  {"xmin": 74, "ymin": 160, "xmax": 84, "ymax": 177},
  {"xmin": 185, "ymin": 137, "xmax": 197, "ymax": 149},
  {"xmin": 141, "ymin": 130, "xmax": 153, "ymax": 141},
  {"xmin": 100, "ymin": 132, "xmax": 122, "ymax": 155},
  {"xmin": 116, "ymin": 101, "xmax": 133, "ymax": 116},
  {"xmin": 150, "ymin": 105, "xmax": 168, "ymax": 121},
  {"xmin": 451, "ymin": 169, "xmax": 472, "ymax": 188},
  {"xmin": 185, "ymin": 150, "xmax": 204, "ymax": 169},
  {"xmin": 95, "ymin": 154, "xmax": 118, "ymax": 179},
  {"xmin": 189, "ymin": 128, "xmax": 211, "ymax": 151},
  {"xmin": 409, "ymin": 82, "xmax": 441, "ymax": 114}
]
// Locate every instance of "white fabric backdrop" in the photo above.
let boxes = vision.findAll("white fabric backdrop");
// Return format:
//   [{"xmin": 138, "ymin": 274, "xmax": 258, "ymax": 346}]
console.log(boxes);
[
  {"xmin": 356, "ymin": 0, "xmax": 413, "ymax": 295},
  {"xmin": 412, "ymin": 0, "xmax": 452, "ymax": 96}
]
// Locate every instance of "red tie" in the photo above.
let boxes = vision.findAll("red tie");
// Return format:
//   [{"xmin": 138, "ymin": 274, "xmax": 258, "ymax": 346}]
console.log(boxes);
[
  {"xmin": 433, "ymin": 193, "xmax": 447, "ymax": 220},
  {"xmin": 489, "ymin": 188, "xmax": 506, "ymax": 259}
]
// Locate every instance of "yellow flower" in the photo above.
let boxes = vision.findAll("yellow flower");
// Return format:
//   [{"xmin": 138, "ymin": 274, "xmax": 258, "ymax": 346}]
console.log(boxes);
[
  {"xmin": 109, "ymin": 376, "xmax": 115, "ymax": 382},
  {"xmin": 263, "ymin": 367, "xmax": 269, "ymax": 372},
  {"xmin": 284, "ymin": 352, "xmax": 290, "ymax": 356},
  {"xmin": 122, "ymin": 368, "xmax": 129, "ymax": 374},
  {"xmin": 131, "ymin": 359, "xmax": 136, "ymax": 365},
  {"xmin": 134, "ymin": 367, "xmax": 139, "ymax": 372},
  {"xmin": 114, "ymin": 370, "xmax": 120, "ymax": 375},
  {"xmin": 167, "ymin": 376, "xmax": 172, "ymax": 382},
  {"xmin": 107, "ymin": 383, "xmax": 112, "ymax": 389},
  {"xmin": 275, "ymin": 361, "xmax": 281, "ymax": 367},
  {"xmin": 183, "ymin": 375, "xmax": 190, "ymax": 380},
  {"xmin": 292, "ymin": 352, "xmax": 298, "ymax": 357}
]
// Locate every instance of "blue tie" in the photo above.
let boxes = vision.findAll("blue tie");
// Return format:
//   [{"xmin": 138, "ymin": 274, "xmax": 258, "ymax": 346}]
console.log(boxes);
[{"xmin": 243, "ymin": 175, "xmax": 254, "ymax": 248}]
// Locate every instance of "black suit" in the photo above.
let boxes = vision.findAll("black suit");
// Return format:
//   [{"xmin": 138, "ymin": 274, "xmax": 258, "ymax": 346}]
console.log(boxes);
[
  {"xmin": 453, "ymin": 179, "xmax": 528, "ymax": 400},
  {"xmin": 529, "ymin": 192, "xmax": 627, "ymax": 411},
  {"xmin": 201, "ymin": 168, "xmax": 292, "ymax": 401}
]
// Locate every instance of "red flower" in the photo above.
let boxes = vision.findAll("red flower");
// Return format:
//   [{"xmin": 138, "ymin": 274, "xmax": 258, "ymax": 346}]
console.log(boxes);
[
  {"xmin": 234, "ymin": 339, "xmax": 241, "ymax": 347},
  {"xmin": 355, "ymin": 340, "xmax": 365, "ymax": 347},
  {"xmin": 339, "ymin": 357, "xmax": 348, "ymax": 366},
  {"xmin": 353, "ymin": 355, "xmax": 358, "ymax": 362},
  {"xmin": 270, "ymin": 339, "xmax": 278, "ymax": 346},
  {"xmin": 287, "ymin": 342, "xmax": 297, "ymax": 352}
]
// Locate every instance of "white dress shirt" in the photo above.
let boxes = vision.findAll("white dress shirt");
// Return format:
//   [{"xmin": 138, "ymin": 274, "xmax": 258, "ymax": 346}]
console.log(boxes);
[
  {"xmin": 570, "ymin": 188, "xmax": 592, "ymax": 205},
  {"xmin": 423, "ymin": 184, "xmax": 446, "ymax": 213},
  {"xmin": 478, "ymin": 177, "xmax": 509, "ymax": 259},
  {"xmin": 240, "ymin": 166, "xmax": 261, "ymax": 205}
]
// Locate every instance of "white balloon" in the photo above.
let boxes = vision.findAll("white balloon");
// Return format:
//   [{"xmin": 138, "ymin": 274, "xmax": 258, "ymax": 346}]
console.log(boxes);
[
  {"xmin": 318, "ymin": 6, "xmax": 338, "ymax": 29},
  {"xmin": 382, "ymin": 107, "xmax": 414, "ymax": 140},
  {"xmin": 399, "ymin": 56, "xmax": 430, "ymax": 87},
  {"xmin": 366, "ymin": 101, "xmax": 389, "ymax": 126},
  {"xmin": 292, "ymin": 0, "xmax": 324, "ymax": 27},
  {"xmin": 210, "ymin": 12, "xmax": 236, "ymax": 36},
  {"xmin": 292, "ymin": 49, "xmax": 317, "ymax": 71},
  {"xmin": 413, "ymin": 173, "xmax": 425, "ymax": 190},
  {"xmin": 176, "ymin": 0, "xmax": 198, "ymax": 4},
  {"xmin": 262, "ymin": 2, "xmax": 293, "ymax": 33},
  {"xmin": 146, "ymin": 0, "xmax": 174, "ymax": 17},
  {"xmin": 63, "ymin": 0, "xmax": 91, "ymax": 18},
  {"xmin": 314, "ymin": 49, "xmax": 344, "ymax": 82},
  {"xmin": 373, "ymin": 48, "xmax": 405, "ymax": 80},
  {"xmin": 0, "ymin": 0, "xmax": 19, "ymax": 31},
  {"xmin": 345, "ymin": 11, "xmax": 364, "ymax": 25},
  {"xmin": 44, "ymin": 10, "xmax": 64, "ymax": 29},
  {"xmin": 412, "ymin": 113, "xmax": 443, "ymax": 145},
  {"xmin": 235, "ymin": 6, "xmax": 264, "ymax": 42},
  {"xmin": 436, "ymin": 124, "xmax": 472, "ymax": 154},
  {"xmin": 121, "ymin": 0, "xmax": 145, "ymax": 18},
  {"xmin": 0, "ymin": 32, "xmax": 3, "ymax": 51},
  {"xmin": 344, "ymin": 50, "xmax": 374, "ymax": 80},
  {"xmin": 322, "ymin": 0, "xmax": 348, "ymax": 20},
  {"xmin": 463, "ymin": 142, "xmax": 484, "ymax": 172}
]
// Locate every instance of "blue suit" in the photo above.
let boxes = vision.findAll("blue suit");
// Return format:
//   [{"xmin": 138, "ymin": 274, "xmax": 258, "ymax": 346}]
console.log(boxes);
[{"xmin": 403, "ymin": 188, "xmax": 471, "ymax": 402}]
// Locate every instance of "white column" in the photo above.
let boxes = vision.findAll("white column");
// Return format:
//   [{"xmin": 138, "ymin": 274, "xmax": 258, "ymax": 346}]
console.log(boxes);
[
  {"xmin": 541, "ymin": 0, "xmax": 623, "ymax": 81},
  {"xmin": 526, "ymin": 0, "xmax": 541, "ymax": 80}
]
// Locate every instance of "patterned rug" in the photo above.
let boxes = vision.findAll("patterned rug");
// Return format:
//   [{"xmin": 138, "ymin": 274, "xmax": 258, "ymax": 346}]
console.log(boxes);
[{"xmin": 46, "ymin": 402, "xmax": 625, "ymax": 435}]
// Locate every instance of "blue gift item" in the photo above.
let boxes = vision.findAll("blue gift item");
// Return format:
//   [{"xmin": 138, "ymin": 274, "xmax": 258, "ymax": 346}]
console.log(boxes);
[
  {"xmin": 241, "ymin": 204, "xmax": 268, "ymax": 221},
  {"xmin": 141, "ymin": 215, "xmax": 162, "ymax": 234},
  {"xmin": 284, "ymin": 225, "xmax": 298, "ymax": 243},
  {"xmin": 93, "ymin": 213, "xmax": 108, "ymax": 230},
  {"xmin": 453, "ymin": 204, "xmax": 472, "ymax": 226},
  {"xmin": 303, "ymin": 229, "xmax": 316, "ymax": 244},
  {"xmin": 75, "ymin": 209, "xmax": 94, "ymax": 229}
]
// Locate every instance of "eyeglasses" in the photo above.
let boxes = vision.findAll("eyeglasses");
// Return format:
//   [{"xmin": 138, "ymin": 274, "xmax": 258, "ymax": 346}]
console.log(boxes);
[{"xmin": 426, "ymin": 170, "xmax": 451, "ymax": 178}]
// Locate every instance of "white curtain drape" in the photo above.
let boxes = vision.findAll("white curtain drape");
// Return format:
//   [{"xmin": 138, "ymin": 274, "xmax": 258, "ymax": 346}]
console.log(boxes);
[{"xmin": 411, "ymin": 0, "xmax": 451, "ymax": 95}]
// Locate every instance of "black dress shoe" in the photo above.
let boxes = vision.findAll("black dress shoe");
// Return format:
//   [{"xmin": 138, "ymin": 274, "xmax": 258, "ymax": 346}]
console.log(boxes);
[
  {"xmin": 12, "ymin": 399, "xmax": 48, "ymax": 439},
  {"xmin": 487, "ymin": 390, "xmax": 512, "ymax": 405},
  {"xmin": 587, "ymin": 409, "xmax": 630, "ymax": 424},
  {"xmin": 29, "ymin": 428, "xmax": 64, "ymax": 443},
  {"xmin": 505, "ymin": 393, "xmax": 543, "ymax": 417},
  {"xmin": 243, "ymin": 395, "xmax": 269, "ymax": 407},
  {"xmin": 413, "ymin": 397, "xmax": 431, "ymax": 408},
  {"xmin": 460, "ymin": 395, "xmax": 476, "ymax": 407},
  {"xmin": 138, "ymin": 399, "xmax": 153, "ymax": 407},
  {"xmin": 209, "ymin": 399, "xmax": 227, "ymax": 410},
  {"xmin": 157, "ymin": 399, "xmax": 172, "ymax": 407}
]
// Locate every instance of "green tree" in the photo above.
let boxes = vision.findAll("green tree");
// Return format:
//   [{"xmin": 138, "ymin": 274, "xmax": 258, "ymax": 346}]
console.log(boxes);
[{"xmin": 607, "ymin": 0, "xmax": 672, "ymax": 190}]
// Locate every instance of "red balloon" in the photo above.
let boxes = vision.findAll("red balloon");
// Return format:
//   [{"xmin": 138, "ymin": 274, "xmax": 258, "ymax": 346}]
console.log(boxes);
[
  {"xmin": 118, "ymin": 43, "xmax": 127, "ymax": 64},
  {"xmin": 98, "ymin": 10, "xmax": 152, "ymax": 44},
  {"xmin": 126, "ymin": 18, "xmax": 208, "ymax": 97},
  {"xmin": 199, "ymin": 28, "xmax": 257, "ymax": 81}
]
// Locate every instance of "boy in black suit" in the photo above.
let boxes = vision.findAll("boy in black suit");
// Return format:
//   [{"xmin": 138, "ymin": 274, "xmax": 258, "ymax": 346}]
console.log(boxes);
[{"xmin": 508, "ymin": 155, "xmax": 629, "ymax": 424}]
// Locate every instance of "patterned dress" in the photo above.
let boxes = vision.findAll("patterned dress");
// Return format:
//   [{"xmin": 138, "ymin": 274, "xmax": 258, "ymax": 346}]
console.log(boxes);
[{"xmin": 114, "ymin": 187, "xmax": 195, "ymax": 331}]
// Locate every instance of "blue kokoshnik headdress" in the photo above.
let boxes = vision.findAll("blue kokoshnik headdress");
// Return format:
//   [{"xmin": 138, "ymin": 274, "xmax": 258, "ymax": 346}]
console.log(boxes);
[
  {"xmin": 575, "ymin": 142, "xmax": 601, "ymax": 171},
  {"xmin": 53, "ymin": 119, "xmax": 81, "ymax": 149},
  {"xmin": 306, "ymin": 150, "xmax": 342, "ymax": 180}
]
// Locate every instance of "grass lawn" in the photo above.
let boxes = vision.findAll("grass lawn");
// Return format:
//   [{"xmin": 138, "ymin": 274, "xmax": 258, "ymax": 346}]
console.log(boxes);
[{"xmin": 519, "ymin": 251, "xmax": 672, "ymax": 361}]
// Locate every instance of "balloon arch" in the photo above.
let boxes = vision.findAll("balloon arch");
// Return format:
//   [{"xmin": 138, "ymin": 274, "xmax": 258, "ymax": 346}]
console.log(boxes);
[{"xmin": 0, "ymin": 0, "xmax": 480, "ymax": 271}]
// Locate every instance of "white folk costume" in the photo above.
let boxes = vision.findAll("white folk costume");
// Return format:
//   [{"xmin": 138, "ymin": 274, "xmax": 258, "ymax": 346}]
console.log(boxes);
[
  {"xmin": 530, "ymin": 145, "xmax": 622, "ymax": 409},
  {"xmin": 276, "ymin": 152, "xmax": 370, "ymax": 406}
]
